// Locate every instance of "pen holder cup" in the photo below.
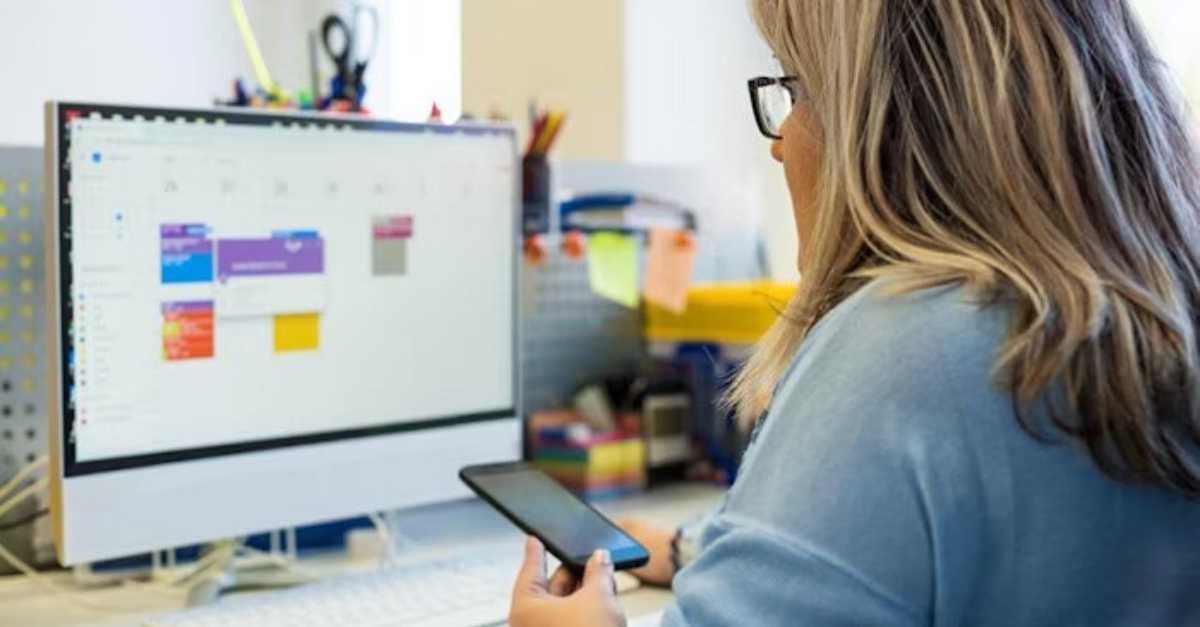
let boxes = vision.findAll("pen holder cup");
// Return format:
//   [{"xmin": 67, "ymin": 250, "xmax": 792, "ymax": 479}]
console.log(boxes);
[{"xmin": 522, "ymin": 154, "xmax": 551, "ymax": 235}]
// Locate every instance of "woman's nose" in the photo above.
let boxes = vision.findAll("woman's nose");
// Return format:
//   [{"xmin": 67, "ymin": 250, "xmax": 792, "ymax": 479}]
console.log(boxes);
[{"xmin": 770, "ymin": 138, "xmax": 784, "ymax": 163}]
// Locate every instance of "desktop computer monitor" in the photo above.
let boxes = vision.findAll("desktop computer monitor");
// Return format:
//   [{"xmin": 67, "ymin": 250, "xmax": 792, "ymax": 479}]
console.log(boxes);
[{"xmin": 43, "ymin": 102, "xmax": 521, "ymax": 565}]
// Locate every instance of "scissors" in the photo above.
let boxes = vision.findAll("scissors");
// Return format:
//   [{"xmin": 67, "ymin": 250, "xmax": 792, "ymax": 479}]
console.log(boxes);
[{"xmin": 321, "ymin": 3, "xmax": 379, "ymax": 108}]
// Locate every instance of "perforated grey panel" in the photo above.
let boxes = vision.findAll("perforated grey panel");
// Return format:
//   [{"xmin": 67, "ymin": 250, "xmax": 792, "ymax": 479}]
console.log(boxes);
[
  {"xmin": 519, "ymin": 234, "xmax": 644, "ymax": 416},
  {"xmin": 0, "ymin": 146, "xmax": 46, "ymax": 478},
  {"xmin": 0, "ymin": 146, "xmax": 48, "ymax": 572}
]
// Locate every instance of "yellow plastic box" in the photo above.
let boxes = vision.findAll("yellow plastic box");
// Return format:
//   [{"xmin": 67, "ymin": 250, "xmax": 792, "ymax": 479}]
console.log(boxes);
[{"xmin": 644, "ymin": 281, "xmax": 797, "ymax": 345}]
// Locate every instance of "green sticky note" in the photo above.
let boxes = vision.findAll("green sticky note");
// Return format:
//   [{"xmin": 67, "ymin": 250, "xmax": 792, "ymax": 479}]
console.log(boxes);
[{"xmin": 587, "ymin": 232, "xmax": 639, "ymax": 308}]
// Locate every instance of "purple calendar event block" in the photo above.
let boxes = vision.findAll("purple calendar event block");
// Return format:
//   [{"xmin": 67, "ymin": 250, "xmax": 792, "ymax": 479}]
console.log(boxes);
[
  {"xmin": 216, "ymin": 238, "xmax": 325, "ymax": 281},
  {"xmin": 161, "ymin": 300, "xmax": 214, "ymax": 314}
]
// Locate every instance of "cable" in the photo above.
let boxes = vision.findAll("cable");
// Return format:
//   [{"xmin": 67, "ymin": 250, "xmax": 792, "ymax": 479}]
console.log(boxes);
[
  {"xmin": 0, "ymin": 536, "xmax": 169, "ymax": 614},
  {"xmin": 0, "ymin": 477, "xmax": 127, "ymax": 613},
  {"xmin": 0, "ymin": 467, "xmax": 316, "ymax": 611},
  {"xmin": 0, "ymin": 478, "xmax": 47, "ymax": 520},
  {"xmin": 0, "ymin": 475, "xmax": 281, "ymax": 613},
  {"xmin": 229, "ymin": 0, "xmax": 281, "ymax": 97},
  {"xmin": 234, "ymin": 543, "xmax": 320, "ymax": 582},
  {"xmin": 165, "ymin": 539, "xmax": 241, "ymax": 588},
  {"xmin": 0, "ymin": 454, "xmax": 47, "ymax": 503},
  {"xmin": 0, "ymin": 507, "xmax": 47, "ymax": 532},
  {"xmin": 0, "ymin": 475, "xmax": 190, "ymax": 611},
  {"xmin": 366, "ymin": 512, "xmax": 397, "ymax": 566},
  {"xmin": 0, "ymin": 539, "xmax": 56, "ymax": 587}
]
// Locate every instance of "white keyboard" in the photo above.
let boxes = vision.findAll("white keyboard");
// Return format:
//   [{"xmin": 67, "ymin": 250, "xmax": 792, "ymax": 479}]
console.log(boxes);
[
  {"xmin": 145, "ymin": 553, "xmax": 517, "ymax": 627},
  {"xmin": 145, "ymin": 550, "xmax": 642, "ymax": 627}
]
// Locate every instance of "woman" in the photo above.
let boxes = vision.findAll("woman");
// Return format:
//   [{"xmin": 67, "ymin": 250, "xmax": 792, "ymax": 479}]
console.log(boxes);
[{"xmin": 511, "ymin": 0, "xmax": 1200, "ymax": 624}]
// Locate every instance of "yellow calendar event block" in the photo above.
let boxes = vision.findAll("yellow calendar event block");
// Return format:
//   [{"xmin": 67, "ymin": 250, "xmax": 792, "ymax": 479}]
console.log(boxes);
[{"xmin": 274, "ymin": 313, "xmax": 320, "ymax": 353}]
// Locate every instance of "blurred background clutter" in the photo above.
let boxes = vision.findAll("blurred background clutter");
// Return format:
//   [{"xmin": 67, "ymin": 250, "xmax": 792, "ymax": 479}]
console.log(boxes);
[{"xmin": 1, "ymin": 2, "xmax": 1198, "ymax": 624}]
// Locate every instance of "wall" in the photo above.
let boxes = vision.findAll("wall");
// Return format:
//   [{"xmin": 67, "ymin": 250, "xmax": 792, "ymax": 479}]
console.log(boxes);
[
  {"xmin": 1132, "ymin": 0, "xmax": 1200, "ymax": 113},
  {"xmin": 623, "ymin": 1, "xmax": 1200, "ymax": 283},
  {"xmin": 459, "ymin": 0, "xmax": 775, "ymax": 275},
  {"xmin": 369, "ymin": 0, "xmax": 462, "ymax": 122},
  {"xmin": 13, "ymin": 2, "xmax": 1186, "ymax": 280},
  {"xmin": 459, "ymin": 0, "xmax": 788, "ymax": 276},
  {"xmin": 623, "ymin": 0, "xmax": 798, "ymax": 280},
  {"xmin": 0, "ymin": 1, "xmax": 341, "ymax": 146},
  {"xmin": 461, "ymin": 0, "xmax": 624, "ymax": 160}
]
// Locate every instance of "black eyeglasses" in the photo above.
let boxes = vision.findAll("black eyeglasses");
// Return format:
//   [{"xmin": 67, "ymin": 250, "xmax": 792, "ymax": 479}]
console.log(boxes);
[{"xmin": 748, "ymin": 75, "xmax": 801, "ymax": 140}]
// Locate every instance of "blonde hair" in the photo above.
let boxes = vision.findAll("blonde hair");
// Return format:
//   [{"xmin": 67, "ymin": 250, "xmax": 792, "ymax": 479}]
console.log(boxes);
[{"xmin": 734, "ymin": 0, "xmax": 1200, "ymax": 495}]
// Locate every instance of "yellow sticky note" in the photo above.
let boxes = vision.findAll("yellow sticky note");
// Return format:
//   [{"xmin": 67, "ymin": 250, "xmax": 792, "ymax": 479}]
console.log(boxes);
[
  {"xmin": 17, "ymin": 231, "xmax": 30, "ymax": 245},
  {"xmin": 16, "ymin": 205, "xmax": 29, "ymax": 220},
  {"xmin": 274, "ymin": 313, "xmax": 320, "ymax": 352},
  {"xmin": 17, "ymin": 255, "xmax": 30, "ymax": 270},
  {"xmin": 587, "ymin": 232, "xmax": 639, "ymax": 308},
  {"xmin": 644, "ymin": 229, "xmax": 697, "ymax": 314},
  {"xmin": 0, "ymin": 180, "xmax": 6, "ymax": 195}
]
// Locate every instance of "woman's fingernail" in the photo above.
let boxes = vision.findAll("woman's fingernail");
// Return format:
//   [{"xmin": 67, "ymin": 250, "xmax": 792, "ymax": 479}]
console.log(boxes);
[{"xmin": 594, "ymin": 549, "xmax": 611, "ymax": 564}]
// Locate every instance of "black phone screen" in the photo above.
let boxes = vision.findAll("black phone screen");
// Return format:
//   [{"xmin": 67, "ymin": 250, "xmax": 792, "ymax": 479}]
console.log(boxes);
[{"xmin": 464, "ymin": 465, "xmax": 647, "ymax": 567}]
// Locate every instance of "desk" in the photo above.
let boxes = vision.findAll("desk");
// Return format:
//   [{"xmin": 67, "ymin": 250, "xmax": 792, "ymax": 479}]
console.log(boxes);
[{"xmin": 0, "ymin": 483, "xmax": 723, "ymax": 627}]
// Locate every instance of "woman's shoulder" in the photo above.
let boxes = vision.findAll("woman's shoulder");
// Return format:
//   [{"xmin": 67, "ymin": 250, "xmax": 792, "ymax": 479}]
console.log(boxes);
[
  {"xmin": 718, "ymin": 280, "xmax": 1023, "ymax": 617},
  {"xmin": 826, "ymin": 278, "xmax": 1007, "ymax": 350},
  {"xmin": 755, "ymin": 277, "xmax": 1021, "ymax": 468},
  {"xmin": 778, "ymin": 278, "xmax": 1011, "ymax": 404}
]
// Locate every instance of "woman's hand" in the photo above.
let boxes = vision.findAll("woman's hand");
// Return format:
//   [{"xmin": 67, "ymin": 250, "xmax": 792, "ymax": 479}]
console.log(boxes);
[
  {"xmin": 616, "ymin": 518, "xmax": 677, "ymax": 587},
  {"xmin": 509, "ymin": 537, "xmax": 626, "ymax": 627}
]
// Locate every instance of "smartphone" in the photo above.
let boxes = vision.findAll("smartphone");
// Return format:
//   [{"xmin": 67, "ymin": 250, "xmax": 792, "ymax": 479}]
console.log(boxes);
[{"xmin": 459, "ymin": 462, "xmax": 650, "ymax": 572}]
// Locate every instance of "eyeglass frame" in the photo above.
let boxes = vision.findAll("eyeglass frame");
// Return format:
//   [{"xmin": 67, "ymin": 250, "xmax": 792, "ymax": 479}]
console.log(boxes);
[{"xmin": 747, "ymin": 75, "xmax": 802, "ymax": 140}]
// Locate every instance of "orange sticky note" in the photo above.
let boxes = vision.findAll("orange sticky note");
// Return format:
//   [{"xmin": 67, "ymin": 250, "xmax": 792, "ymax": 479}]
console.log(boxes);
[{"xmin": 644, "ymin": 229, "xmax": 696, "ymax": 313}]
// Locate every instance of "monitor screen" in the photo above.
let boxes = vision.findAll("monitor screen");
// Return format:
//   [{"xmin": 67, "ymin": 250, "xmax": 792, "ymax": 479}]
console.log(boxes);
[{"xmin": 54, "ymin": 105, "xmax": 517, "ymax": 476}]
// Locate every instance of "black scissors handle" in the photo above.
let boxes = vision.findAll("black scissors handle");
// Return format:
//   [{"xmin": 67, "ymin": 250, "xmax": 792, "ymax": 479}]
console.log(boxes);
[
  {"xmin": 321, "ymin": 5, "xmax": 377, "ymax": 105},
  {"xmin": 321, "ymin": 14, "xmax": 353, "ymax": 75}
]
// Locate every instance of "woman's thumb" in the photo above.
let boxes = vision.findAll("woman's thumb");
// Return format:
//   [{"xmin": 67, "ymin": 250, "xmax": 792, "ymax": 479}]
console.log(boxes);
[{"xmin": 582, "ymin": 548, "xmax": 615, "ymax": 595}]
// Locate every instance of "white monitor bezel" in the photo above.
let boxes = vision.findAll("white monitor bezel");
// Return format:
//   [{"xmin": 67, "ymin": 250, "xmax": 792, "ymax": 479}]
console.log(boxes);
[{"xmin": 45, "ymin": 102, "xmax": 522, "ymax": 565}]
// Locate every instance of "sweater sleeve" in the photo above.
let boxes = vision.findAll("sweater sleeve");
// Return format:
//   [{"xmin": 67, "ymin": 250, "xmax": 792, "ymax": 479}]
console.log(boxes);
[
  {"xmin": 658, "ymin": 282, "xmax": 1006, "ymax": 626},
  {"xmin": 659, "ymin": 514, "xmax": 926, "ymax": 626}
]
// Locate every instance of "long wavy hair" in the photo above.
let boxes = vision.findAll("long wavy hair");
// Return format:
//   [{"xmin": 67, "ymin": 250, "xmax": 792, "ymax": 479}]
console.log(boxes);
[{"xmin": 731, "ymin": 0, "xmax": 1200, "ymax": 496}]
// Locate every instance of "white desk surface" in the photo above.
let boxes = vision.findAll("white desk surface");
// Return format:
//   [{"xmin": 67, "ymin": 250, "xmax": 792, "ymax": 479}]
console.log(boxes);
[{"xmin": 1, "ymin": 482, "xmax": 723, "ymax": 627}]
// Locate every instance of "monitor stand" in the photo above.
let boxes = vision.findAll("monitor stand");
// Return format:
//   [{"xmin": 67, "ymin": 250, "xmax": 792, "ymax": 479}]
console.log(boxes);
[
  {"xmin": 176, "ymin": 514, "xmax": 417, "ymax": 607},
  {"xmin": 173, "ymin": 532, "xmax": 314, "ymax": 607}
]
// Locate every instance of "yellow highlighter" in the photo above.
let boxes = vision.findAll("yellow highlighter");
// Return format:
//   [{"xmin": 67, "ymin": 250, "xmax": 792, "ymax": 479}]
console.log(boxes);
[{"xmin": 532, "ymin": 110, "xmax": 565, "ymax": 155}]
